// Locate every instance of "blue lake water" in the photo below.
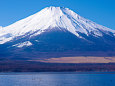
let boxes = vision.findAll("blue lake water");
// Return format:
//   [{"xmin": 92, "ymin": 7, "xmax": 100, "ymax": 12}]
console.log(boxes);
[{"xmin": 0, "ymin": 72, "xmax": 115, "ymax": 86}]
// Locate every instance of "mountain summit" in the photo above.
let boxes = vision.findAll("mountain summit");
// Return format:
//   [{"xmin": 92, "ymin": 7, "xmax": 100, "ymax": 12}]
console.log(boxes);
[
  {"xmin": 0, "ymin": 6, "xmax": 115, "ymax": 44},
  {"xmin": 0, "ymin": 6, "xmax": 115, "ymax": 58}
]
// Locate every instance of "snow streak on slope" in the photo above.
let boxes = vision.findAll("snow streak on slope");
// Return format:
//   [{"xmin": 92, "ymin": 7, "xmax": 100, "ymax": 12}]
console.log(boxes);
[
  {"xmin": 0, "ymin": 6, "xmax": 115, "ymax": 44},
  {"xmin": 12, "ymin": 41, "xmax": 32, "ymax": 48}
]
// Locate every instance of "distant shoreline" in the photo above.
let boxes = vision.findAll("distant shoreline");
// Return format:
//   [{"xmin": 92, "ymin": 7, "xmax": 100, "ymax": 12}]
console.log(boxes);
[
  {"xmin": 0, "ymin": 72, "xmax": 115, "ymax": 74},
  {"xmin": 0, "ymin": 60, "xmax": 115, "ymax": 72}
]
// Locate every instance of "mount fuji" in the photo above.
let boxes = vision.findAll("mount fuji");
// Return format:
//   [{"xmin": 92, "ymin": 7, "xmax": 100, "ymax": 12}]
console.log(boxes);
[{"xmin": 0, "ymin": 6, "xmax": 115, "ymax": 59}]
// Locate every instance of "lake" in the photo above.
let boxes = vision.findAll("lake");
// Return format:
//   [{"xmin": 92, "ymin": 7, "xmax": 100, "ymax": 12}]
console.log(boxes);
[{"xmin": 0, "ymin": 72, "xmax": 115, "ymax": 86}]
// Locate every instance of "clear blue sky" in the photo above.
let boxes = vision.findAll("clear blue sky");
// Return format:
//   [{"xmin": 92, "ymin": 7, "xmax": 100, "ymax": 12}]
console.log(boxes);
[{"xmin": 0, "ymin": 0, "xmax": 115, "ymax": 30}]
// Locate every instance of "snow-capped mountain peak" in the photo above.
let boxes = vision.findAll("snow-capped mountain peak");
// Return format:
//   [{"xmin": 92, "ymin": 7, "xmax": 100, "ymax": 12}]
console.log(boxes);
[{"xmin": 0, "ymin": 6, "xmax": 115, "ymax": 44}]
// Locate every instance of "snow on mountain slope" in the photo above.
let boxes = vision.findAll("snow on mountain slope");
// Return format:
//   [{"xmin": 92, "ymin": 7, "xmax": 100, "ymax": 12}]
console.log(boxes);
[
  {"xmin": 12, "ymin": 41, "xmax": 32, "ymax": 48},
  {"xmin": 0, "ymin": 26, "xmax": 3, "ymax": 30},
  {"xmin": 0, "ymin": 26, "xmax": 2, "ymax": 28},
  {"xmin": 0, "ymin": 6, "xmax": 115, "ymax": 44}
]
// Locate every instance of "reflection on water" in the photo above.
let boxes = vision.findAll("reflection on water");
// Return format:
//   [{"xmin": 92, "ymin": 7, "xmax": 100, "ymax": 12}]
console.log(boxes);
[{"xmin": 0, "ymin": 72, "xmax": 115, "ymax": 86}]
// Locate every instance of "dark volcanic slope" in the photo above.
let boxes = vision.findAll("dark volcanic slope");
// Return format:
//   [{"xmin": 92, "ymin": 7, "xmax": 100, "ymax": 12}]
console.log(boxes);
[{"xmin": 0, "ymin": 28, "xmax": 115, "ymax": 59}]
